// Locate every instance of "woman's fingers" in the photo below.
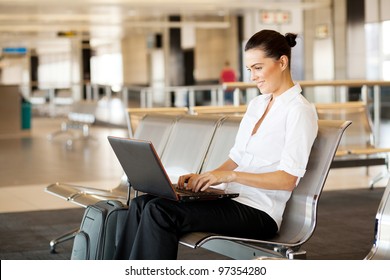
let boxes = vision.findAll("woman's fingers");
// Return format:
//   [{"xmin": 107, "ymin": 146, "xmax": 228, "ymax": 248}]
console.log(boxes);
[
  {"xmin": 190, "ymin": 173, "xmax": 216, "ymax": 192},
  {"xmin": 178, "ymin": 173, "xmax": 194, "ymax": 188},
  {"xmin": 181, "ymin": 170, "xmax": 234, "ymax": 192}
]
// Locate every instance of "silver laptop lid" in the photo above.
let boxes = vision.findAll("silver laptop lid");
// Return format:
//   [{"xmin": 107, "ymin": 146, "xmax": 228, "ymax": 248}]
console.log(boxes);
[{"xmin": 107, "ymin": 136, "xmax": 179, "ymax": 201}]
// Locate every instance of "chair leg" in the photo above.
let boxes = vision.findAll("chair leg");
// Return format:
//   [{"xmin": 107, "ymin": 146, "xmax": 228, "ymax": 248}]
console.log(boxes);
[
  {"xmin": 286, "ymin": 249, "xmax": 307, "ymax": 259},
  {"xmin": 369, "ymin": 169, "xmax": 390, "ymax": 190},
  {"xmin": 47, "ymin": 122, "xmax": 73, "ymax": 141},
  {"xmin": 49, "ymin": 227, "xmax": 79, "ymax": 254},
  {"xmin": 65, "ymin": 124, "xmax": 97, "ymax": 148}
]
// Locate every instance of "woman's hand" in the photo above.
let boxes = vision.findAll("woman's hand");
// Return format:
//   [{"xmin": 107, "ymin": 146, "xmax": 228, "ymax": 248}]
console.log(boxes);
[
  {"xmin": 177, "ymin": 173, "xmax": 195, "ymax": 189},
  {"xmin": 178, "ymin": 171, "xmax": 236, "ymax": 192}
]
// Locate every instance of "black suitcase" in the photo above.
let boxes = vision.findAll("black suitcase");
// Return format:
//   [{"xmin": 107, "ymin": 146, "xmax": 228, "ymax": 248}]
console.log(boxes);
[{"xmin": 71, "ymin": 200, "xmax": 128, "ymax": 260}]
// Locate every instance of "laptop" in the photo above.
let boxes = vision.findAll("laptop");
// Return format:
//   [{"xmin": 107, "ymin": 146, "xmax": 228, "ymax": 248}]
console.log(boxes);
[{"xmin": 107, "ymin": 136, "xmax": 239, "ymax": 202}]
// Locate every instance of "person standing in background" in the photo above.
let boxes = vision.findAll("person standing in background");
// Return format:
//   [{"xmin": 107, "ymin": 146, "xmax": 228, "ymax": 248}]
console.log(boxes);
[{"xmin": 219, "ymin": 61, "xmax": 237, "ymax": 104}]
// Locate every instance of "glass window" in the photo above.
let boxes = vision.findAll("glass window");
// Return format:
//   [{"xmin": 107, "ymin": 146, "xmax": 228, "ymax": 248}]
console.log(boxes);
[
  {"xmin": 383, "ymin": 21, "xmax": 390, "ymax": 56},
  {"xmin": 382, "ymin": 21, "xmax": 390, "ymax": 79},
  {"xmin": 38, "ymin": 52, "xmax": 71, "ymax": 88},
  {"xmin": 90, "ymin": 52, "xmax": 123, "ymax": 87}
]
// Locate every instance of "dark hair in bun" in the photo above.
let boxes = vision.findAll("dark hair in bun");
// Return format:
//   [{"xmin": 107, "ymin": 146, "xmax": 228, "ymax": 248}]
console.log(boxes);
[
  {"xmin": 245, "ymin": 29, "xmax": 298, "ymax": 67},
  {"xmin": 285, "ymin": 33, "xmax": 297, "ymax": 48}
]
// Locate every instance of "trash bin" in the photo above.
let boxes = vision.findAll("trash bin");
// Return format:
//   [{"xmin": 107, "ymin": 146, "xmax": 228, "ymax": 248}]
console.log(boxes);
[{"xmin": 21, "ymin": 100, "xmax": 32, "ymax": 130}]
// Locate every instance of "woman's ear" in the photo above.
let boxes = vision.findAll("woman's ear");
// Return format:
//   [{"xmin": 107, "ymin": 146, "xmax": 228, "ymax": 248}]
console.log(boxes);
[{"xmin": 279, "ymin": 55, "xmax": 289, "ymax": 70}]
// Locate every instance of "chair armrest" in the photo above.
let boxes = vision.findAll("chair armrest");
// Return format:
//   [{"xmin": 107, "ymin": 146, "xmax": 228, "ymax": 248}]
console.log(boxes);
[{"xmin": 179, "ymin": 232, "xmax": 296, "ymax": 250}]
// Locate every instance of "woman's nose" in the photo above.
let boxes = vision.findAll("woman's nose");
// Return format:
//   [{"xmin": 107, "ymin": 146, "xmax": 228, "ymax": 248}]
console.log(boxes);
[{"xmin": 250, "ymin": 71, "xmax": 257, "ymax": 82}]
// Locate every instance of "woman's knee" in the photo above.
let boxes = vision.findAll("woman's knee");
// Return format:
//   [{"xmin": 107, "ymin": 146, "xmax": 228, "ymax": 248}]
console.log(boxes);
[
  {"xmin": 141, "ymin": 199, "xmax": 178, "ymax": 229},
  {"xmin": 129, "ymin": 194, "xmax": 156, "ymax": 216}
]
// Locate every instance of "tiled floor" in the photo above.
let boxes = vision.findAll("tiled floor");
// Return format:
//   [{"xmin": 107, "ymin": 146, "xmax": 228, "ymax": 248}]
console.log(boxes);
[
  {"xmin": 0, "ymin": 116, "xmax": 127, "ymax": 213},
  {"xmin": 0, "ymin": 116, "xmax": 389, "ymax": 214}
]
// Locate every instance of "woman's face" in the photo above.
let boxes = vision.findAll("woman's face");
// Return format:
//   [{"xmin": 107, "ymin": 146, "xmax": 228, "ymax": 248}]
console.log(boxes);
[{"xmin": 245, "ymin": 48, "xmax": 284, "ymax": 95}]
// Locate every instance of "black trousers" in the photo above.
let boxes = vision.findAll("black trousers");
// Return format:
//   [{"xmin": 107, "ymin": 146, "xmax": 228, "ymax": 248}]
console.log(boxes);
[{"xmin": 114, "ymin": 194, "xmax": 278, "ymax": 260}]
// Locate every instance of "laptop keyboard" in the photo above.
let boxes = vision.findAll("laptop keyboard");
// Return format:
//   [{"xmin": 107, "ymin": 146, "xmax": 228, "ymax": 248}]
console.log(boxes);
[{"xmin": 175, "ymin": 187, "xmax": 218, "ymax": 196}]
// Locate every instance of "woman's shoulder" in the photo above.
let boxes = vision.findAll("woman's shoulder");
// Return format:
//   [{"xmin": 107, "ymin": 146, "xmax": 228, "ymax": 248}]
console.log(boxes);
[{"xmin": 288, "ymin": 96, "xmax": 318, "ymax": 119}]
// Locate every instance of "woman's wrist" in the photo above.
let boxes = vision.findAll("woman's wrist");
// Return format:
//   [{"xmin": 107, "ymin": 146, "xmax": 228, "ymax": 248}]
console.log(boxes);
[{"xmin": 228, "ymin": 171, "xmax": 237, "ymax": 182}]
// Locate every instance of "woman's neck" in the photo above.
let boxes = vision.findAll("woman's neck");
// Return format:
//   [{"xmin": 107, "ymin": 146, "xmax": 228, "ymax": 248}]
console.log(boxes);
[{"xmin": 272, "ymin": 74, "xmax": 295, "ymax": 98}]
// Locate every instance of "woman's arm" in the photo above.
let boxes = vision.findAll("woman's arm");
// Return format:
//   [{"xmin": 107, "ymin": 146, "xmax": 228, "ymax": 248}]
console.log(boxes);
[
  {"xmin": 178, "ymin": 159, "xmax": 297, "ymax": 193},
  {"xmin": 233, "ymin": 170, "xmax": 297, "ymax": 191},
  {"xmin": 184, "ymin": 169, "xmax": 297, "ymax": 193},
  {"xmin": 177, "ymin": 158, "xmax": 237, "ymax": 189}
]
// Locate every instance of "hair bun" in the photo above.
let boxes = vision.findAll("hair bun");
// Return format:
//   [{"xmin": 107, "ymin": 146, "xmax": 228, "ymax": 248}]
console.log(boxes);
[{"xmin": 285, "ymin": 33, "xmax": 297, "ymax": 47}]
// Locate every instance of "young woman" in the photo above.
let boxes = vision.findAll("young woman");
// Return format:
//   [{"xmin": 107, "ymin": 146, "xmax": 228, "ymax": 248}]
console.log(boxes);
[{"xmin": 114, "ymin": 29, "xmax": 318, "ymax": 260}]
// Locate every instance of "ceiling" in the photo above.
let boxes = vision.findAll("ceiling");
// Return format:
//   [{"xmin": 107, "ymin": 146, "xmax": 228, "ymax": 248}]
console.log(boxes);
[{"xmin": 0, "ymin": 0, "xmax": 330, "ymax": 48}]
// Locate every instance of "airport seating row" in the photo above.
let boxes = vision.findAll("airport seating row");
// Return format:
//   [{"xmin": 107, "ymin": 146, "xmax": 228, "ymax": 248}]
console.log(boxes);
[{"xmin": 46, "ymin": 111, "xmax": 355, "ymax": 259}]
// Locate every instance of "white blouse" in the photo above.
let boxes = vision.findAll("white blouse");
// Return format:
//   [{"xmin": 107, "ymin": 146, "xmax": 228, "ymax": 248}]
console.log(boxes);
[{"xmin": 225, "ymin": 84, "xmax": 318, "ymax": 229}]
